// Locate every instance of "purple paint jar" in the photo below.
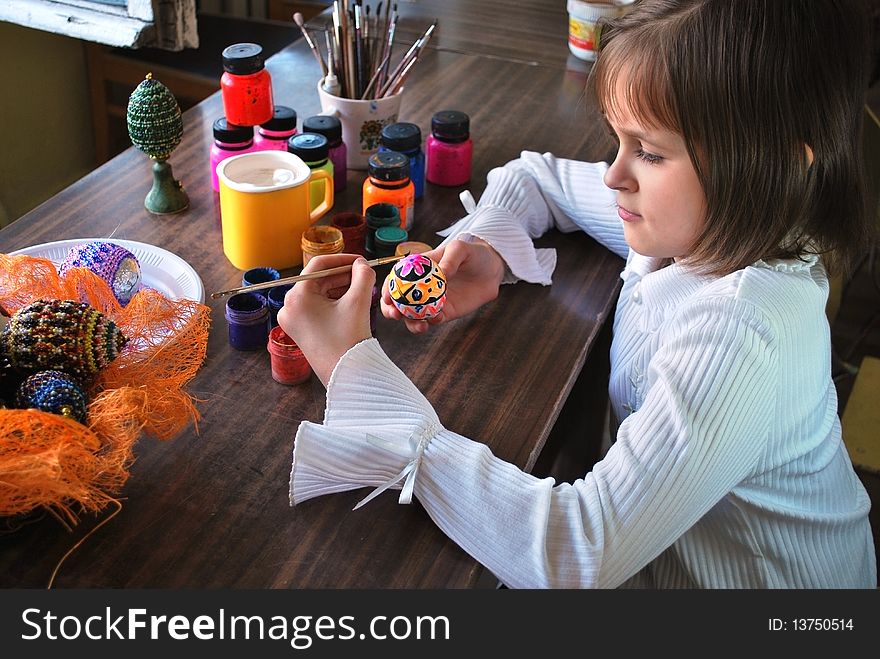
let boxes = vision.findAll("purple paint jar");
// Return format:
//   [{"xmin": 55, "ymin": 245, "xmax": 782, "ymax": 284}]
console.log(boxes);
[
  {"xmin": 426, "ymin": 110, "xmax": 473, "ymax": 187},
  {"xmin": 254, "ymin": 106, "xmax": 298, "ymax": 151},
  {"xmin": 302, "ymin": 115, "xmax": 347, "ymax": 193},
  {"xmin": 211, "ymin": 117, "xmax": 255, "ymax": 192},
  {"xmin": 225, "ymin": 292, "xmax": 270, "ymax": 351}
]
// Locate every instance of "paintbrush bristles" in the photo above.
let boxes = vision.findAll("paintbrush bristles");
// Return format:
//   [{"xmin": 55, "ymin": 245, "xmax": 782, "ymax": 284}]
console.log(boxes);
[{"xmin": 294, "ymin": 12, "xmax": 329, "ymax": 77}]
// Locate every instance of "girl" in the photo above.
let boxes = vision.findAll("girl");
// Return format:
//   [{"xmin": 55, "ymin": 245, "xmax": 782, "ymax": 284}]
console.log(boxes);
[{"xmin": 278, "ymin": 0, "xmax": 877, "ymax": 587}]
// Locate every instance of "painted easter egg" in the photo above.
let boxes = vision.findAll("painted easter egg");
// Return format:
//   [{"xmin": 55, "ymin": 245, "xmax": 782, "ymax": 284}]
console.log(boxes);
[
  {"xmin": 388, "ymin": 254, "xmax": 447, "ymax": 320},
  {"xmin": 15, "ymin": 370, "xmax": 89, "ymax": 424},
  {"xmin": 0, "ymin": 299, "xmax": 128, "ymax": 381},
  {"xmin": 59, "ymin": 241, "xmax": 142, "ymax": 305}
]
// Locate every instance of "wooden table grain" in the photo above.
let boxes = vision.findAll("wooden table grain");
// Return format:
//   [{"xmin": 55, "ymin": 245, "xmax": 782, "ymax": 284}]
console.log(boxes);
[{"xmin": 0, "ymin": 2, "xmax": 623, "ymax": 588}]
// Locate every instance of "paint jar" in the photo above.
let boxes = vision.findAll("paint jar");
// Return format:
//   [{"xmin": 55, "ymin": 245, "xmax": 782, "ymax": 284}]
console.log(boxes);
[
  {"xmin": 379, "ymin": 122, "xmax": 425, "ymax": 199},
  {"xmin": 395, "ymin": 241, "xmax": 433, "ymax": 257},
  {"xmin": 242, "ymin": 266, "xmax": 280, "ymax": 299},
  {"xmin": 330, "ymin": 211, "xmax": 367, "ymax": 256},
  {"xmin": 211, "ymin": 117, "xmax": 255, "ymax": 192},
  {"xmin": 301, "ymin": 225, "xmax": 345, "ymax": 266},
  {"xmin": 225, "ymin": 292, "xmax": 270, "ymax": 351},
  {"xmin": 267, "ymin": 284, "xmax": 292, "ymax": 327},
  {"xmin": 374, "ymin": 226, "xmax": 409, "ymax": 258},
  {"xmin": 364, "ymin": 203, "xmax": 401, "ymax": 255},
  {"xmin": 362, "ymin": 152, "xmax": 415, "ymax": 230},
  {"xmin": 302, "ymin": 115, "xmax": 347, "ymax": 193},
  {"xmin": 374, "ymin": 226, "xmax": 408, "ymax": 284},
  {"xmin": 567, "ymin": 0, "xmax": 633, "ymax": 61},
  {"xmin": 254, "ymin": 106, "xmax": 298, "ymax": 151},
  {"xmin": 267, "ymin": 326, "xmax": 311, "ymax": 385},
  {"xmin": 220, "ymin": 43, "xmax": 274, "ymax": 127},
  {"xmin": 426, "ymin": 110, "xmax": 472, "ymax": 187},
  {"xmin": 289, "ymin": 133, "xmax": 334, "ymax": 213}
]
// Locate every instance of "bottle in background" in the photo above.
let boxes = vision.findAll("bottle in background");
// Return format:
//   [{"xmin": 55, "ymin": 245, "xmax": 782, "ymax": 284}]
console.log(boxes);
[
  {"xmin": 288, "ymin": 133, "xmax": 334, "ymax": 213},
  {"xmin": 362, "ymin": 152, "xmax": 415, "ymax": 230},
  {"xmin": 255, "ymin": 106, "xmax": 297, "ymax": 151},
  {"xmin": 379, "ymin": 122, "xmax": 425, "ymax": 199},
  {"xmin": 210, "ymin": 117, "xmax": 255, "ymax": 192},
  {"xmin": 220, "ymin": 43, "xmax": 274, "ymax": 126},
  {"xmin": 302, "ymin": 115, "xmax": 347, "ymax": 192}
]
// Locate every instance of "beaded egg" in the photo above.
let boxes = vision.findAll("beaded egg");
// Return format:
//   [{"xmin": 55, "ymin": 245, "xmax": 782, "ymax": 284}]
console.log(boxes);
[
  {"xmin": 0, "ymin": 299, "xmax": 128, "ymax": 381},
  {"xmin": 126, "ymin": 74, "xmax": 183, "ymax": 162},
  {"xmin": 15, "ymin": 370, "xmax": 88, "ymax": 424},
  {"xmin": 388, "ymin": 254, "xmax": 447, "ymax": 320},
  {"xmin": 59, "ymin": 241, "xmax": 142, "ymax": 305}
]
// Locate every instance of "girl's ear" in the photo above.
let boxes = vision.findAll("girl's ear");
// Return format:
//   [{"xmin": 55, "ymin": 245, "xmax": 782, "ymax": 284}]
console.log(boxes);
[{"xmin": 805, "ymin": 144, "xmax": 814, "ymax": 166}]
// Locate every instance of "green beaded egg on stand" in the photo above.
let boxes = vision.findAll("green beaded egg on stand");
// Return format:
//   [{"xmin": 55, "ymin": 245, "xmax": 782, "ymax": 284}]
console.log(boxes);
[{"xmin": 127, "ymin": 73, "xmax": 189, "ymax": 215}]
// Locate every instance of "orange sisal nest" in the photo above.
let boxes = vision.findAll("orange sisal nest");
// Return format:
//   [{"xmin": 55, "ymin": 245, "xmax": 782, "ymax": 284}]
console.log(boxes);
[{"xmin": 0, "ymin": 252, "xmax": 210, "ymax": 524}]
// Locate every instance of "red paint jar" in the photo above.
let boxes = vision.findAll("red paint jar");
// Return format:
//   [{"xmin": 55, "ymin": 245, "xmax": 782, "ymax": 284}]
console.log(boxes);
[
  {"xmin": 267, "ymin": 326, "xmax": 311, "ymax": 385},
  {"xmin": 221, "ymin": 43, "xmax": 274, "ymax": 127},
  {"xmin": 330, "ymin": 211, "xmax": 367, "ymax": 256}
]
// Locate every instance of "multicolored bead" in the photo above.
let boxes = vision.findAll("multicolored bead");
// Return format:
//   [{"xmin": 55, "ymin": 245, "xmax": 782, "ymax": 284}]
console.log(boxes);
[
  {"xmin": 388, "ymin": 254, "xmax": 447, "ymax": 320},
  {"xmin": 0, "ymin": 299, "xmax": 128, "ymax": 381},
  {"xmin": 15, "ymin": 370, "xmax": 88, "ymax": 424},
  {"xmin": 59, "ymin": 241, "xmax": 142, "ymax": 305}
]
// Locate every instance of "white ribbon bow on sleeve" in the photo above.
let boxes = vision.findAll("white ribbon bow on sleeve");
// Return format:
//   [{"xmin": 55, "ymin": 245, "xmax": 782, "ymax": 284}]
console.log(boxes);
[{"xmin": 353, "ymin": 421, "xmax": 440, "ymax": 510}]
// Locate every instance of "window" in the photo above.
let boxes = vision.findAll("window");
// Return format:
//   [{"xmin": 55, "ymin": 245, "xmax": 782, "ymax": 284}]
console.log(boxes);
[{"xmin": 0, "ymin": 0, "xmax": 198, "ymax": 50}]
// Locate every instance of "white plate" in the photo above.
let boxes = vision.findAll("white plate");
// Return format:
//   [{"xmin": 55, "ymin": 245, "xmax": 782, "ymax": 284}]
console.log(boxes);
[{"xmin": 9, "ymin": 238, "xmax": 205, "ymax": 303}]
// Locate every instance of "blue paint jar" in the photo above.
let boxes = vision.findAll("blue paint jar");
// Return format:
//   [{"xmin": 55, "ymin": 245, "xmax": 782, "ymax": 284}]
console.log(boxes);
[
  {"xmin": 379, "ymin": 122, "xmax": 425, "ymax": 199},
  {"xmin": 242, "ymin": 266, "xmax": 280, "ymax": 300},
  {"xmin": 225, "ymin": 292, "xmax": 270, "ymax": 351},
  {"xmin": 267, "ymin": 284, "xmax": 292, "ymax": 327}
]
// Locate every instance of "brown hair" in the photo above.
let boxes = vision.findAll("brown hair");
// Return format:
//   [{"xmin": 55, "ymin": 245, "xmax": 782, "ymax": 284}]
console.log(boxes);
[{"xmin": 591, "ymin": 0, "xmax": 874, "ymax": 276}]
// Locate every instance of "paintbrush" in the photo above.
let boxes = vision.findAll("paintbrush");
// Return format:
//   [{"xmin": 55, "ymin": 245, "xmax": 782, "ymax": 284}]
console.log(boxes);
[
  {"xmin": 211, "ymin": 253, "xmax": 405, "ymax": 299},
  {"xmin": 294, "ymin": 12, "xmax": 328, "ymax": 78}
]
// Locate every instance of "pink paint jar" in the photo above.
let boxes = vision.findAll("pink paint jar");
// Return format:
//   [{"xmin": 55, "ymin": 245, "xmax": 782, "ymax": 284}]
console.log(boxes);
[
  {"xmin": 211, "ymin": 117, "xmax": 255, "ymax": 192},
  {"xmin": 254, "ymin": 105, "xmax": 298, "ymax": 151},
  {"xmin": 267, "ymin": 326, "xmax": 311, "ymax": 385},
  {"xmin": 426, "ymin": 110, "xmax": 472, "ymax": 187}
]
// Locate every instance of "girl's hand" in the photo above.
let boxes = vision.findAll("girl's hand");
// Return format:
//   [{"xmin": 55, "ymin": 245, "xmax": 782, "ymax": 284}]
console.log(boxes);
[
  {"xmin": 380, "ymin": 238, "xmax": 506, "ymax": 334},
  {"xmin": 277, "ymin": 254, "xmax": 375, "ymax": 386}
]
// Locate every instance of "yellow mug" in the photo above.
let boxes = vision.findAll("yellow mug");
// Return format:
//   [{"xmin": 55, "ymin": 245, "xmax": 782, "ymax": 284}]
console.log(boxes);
[{"xmin": 217, "ymin": 150, "xmax": 334, "ymax": 270}]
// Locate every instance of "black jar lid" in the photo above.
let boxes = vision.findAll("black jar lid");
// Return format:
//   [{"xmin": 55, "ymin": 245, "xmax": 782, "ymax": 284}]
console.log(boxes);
[
  {"xmin": 213, "ymin": 117, "xmax": 253, "ymax": 143},
  {"xmin": 431, "ymin": 110, "xmax": 470, "ymax": 143},
  {"xmin": 288, "ymin": 132, "xmax": 329, "ymax": 162},
  {"xmin": 380, "ymin": 122, "xmax": 421, "ymax": 153},
  {"xmin": 368, "ymin": 151, "xmax": 410, "ymax": 181},
  {"xmin": 222, "ymin": 43, "xmax": 265, "ymax": 75},
  {"xmin": 260, "ymin": 106, "xmax": 297, "ymax": 132},
  {"xmin": 302, "ymin": 115, "xmax": 343, "ymax": 146}
]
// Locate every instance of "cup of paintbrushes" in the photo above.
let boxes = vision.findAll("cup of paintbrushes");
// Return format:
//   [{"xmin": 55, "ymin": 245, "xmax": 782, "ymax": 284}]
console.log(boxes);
[{"xmin": 317, "ymin": 81, "xmax": 404, "ymax": 170}]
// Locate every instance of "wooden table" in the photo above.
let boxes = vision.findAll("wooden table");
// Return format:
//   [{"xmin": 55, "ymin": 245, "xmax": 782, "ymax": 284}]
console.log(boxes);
[{"xmin": 0, "ymin": 1, "xmax": 623, "ymax": 588}]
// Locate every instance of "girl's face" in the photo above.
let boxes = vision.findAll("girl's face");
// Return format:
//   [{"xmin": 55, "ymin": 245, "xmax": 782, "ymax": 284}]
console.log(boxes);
[{"xmin": 603, "ymin": 101, "xmax": 707, "ymax": 261}]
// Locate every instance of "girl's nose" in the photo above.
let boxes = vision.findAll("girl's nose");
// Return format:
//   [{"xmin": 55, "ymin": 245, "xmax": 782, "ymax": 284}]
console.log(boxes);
[{"xmin": 604, "ymin": 149, "xmax": 636, "ymax": 192}]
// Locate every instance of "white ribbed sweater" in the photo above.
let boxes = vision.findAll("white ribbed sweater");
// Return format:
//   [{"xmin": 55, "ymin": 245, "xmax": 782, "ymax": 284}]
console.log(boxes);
[{"xmin": 291, "ymin": 152, "xmax": 877, "ymax": 588}]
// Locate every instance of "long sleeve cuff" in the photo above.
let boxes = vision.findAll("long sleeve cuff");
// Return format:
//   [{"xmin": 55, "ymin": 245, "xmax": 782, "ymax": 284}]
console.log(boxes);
[
  {"xmin": 290, "ymin": 338, "xmax": 449, "ymax": 508},
  {"xmin": 437, "ymin": 206, "xmax": 556, "ymax": 285}
]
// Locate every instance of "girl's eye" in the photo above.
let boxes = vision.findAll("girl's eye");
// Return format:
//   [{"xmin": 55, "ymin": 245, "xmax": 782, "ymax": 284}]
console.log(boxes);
[{"xmin": 635, "ymin": 147, "xmax": 663, "ymax": 164}]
